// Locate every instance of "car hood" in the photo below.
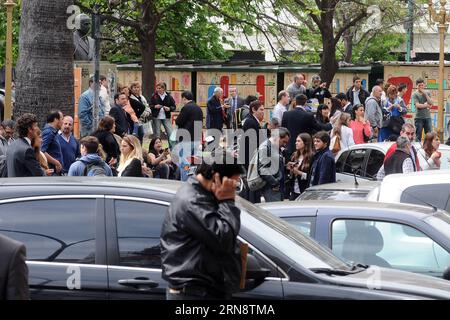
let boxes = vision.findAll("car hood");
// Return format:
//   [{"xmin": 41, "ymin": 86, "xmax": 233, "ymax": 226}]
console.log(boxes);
[{"xmin": 323, "ymin": 266, "xmax": 450, "ymax": 299}]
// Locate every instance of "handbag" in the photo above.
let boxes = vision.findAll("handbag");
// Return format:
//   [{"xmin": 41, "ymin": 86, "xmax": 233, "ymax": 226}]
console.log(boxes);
[
  {"xmin": 330, "ymin": 135, "xmax": 341, "ymax": 155},
  {"xmin": 247, "ymin": 143, "xmax": 271, "ymax": 192},
  {"xmin": 142, "ymin": 121, "xmax": 153, "ymax": 136}
]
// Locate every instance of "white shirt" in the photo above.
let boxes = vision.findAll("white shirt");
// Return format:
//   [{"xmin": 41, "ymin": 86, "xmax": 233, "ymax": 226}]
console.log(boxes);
[
  {"xmin": 353, "ymin": 88, "xmax": 361, "ymax": 106},
  {"xmin": 24, "ymin": 137, "xmax": 32, "ymax": 146},
  {"xmin": 331, "ymin": 125, "xmax": 355, "ymax": 150},
  {"xmin": 272, "ymin": 102, "xmax": 287, "ymax": 122},
  {"xmin": 100, "ymin": 85, "xmax": 111, "ymax": 114},
  {"xmin": 157, "ymin": 93, "xmax": 167, "ymax": 120}
]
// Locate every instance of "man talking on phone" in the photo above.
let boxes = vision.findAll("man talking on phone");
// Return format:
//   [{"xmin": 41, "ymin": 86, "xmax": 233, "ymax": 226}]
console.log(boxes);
[{"xmin": 161, "ymin": 149, "xmax": 245, "ymax": 300}]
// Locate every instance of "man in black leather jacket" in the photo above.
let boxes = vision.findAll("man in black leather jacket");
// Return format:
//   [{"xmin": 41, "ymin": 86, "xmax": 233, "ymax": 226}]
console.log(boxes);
[{"xmin": 161, "ymin": 150, "xmax": 245, "ymax": 300}]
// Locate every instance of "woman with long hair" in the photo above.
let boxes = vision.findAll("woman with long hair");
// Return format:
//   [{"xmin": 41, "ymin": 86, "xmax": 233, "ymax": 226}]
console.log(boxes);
[
  {"xmin": 315, "ymin": 104, "xmax": 331, "ymax": 127},
  {"xmin": 349, "ymin": 104, "xmax": 372, "ymax": 144},
  {"xmin": 330, "ymin": 112, "xmax": 355, "ymax": 155},
  {"xmin": 287, "ymin": 133, "xmax": 313, "ymax": 200},
  {"xmin": 93, "ymin": 116, "xmax": 120, "ymax": 169},
  {"xmin": 145, "ymin": 137, "xmax": 180, "ymax": 180},
  {"xmin": 423, "ymin": 132, "xmax": 441, "ymax": 170},
  {"xmin": 117, "ymin": 135, "xmax": 144, "ymax": 177},
  {"xmin": 381, "ymin": 85, "xmax": 406, "ymax": 141},
  {"xmin": 31, "ymin": 129, "xmax": 53, "ymax": 176}
]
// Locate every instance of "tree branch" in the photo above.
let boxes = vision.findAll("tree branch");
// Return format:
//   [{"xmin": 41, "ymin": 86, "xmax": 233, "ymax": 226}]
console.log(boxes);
[
  {"xmin": 74, "ymin": 1, "xmax": 141, "ymax": 30},
  {"xmin": 333, "ymin": 9, "xmax": 367, "ymax": 46}
]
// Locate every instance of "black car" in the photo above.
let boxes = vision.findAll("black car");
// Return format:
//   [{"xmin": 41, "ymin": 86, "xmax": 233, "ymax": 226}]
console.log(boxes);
[{"xmin": 1, "ymin": 177, "xmax": 450, "ymax": 299}]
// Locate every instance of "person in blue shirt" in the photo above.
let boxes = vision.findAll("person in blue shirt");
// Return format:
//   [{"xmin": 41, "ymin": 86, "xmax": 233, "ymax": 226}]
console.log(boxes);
[
  {"xmin": 57, "ymin": 116, "xmax": 80, "ymax": 174},
  {"xmin": 41, "ymin": 110, "xmax": 64, "ymax": 175},
  {"xmin": 78, "ymin": 77, "xmax": 105, "ymax": 137}
]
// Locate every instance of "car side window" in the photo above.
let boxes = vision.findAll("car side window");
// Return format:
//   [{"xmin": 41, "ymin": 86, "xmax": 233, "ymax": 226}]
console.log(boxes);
[
  {"xmin": 114, "ymin": 200, "xmax": 167, "ymax": 269},
  {"xmin": 343, "ymin": 149, "xmax": 367, "ymax": 175},
  {"xmin": 336, "ymin": 150, "xmax": 350, "ymax": 173},
  {"xmin": 365, "ymin": 150, "xmax": 385, "ymax": 180},
  {"xmin": 282, "ymin": 216, "xmax": 315, "ymax": 237},
  {"xmin": 0, "ymin": 199, "xmax": 96, "ymax": 264},
  {"xmin": 331, "ymin": 219, "xmax": 450, "ymax": 275},
  {"xmin": 401, "ymin": 185, "xmax": 450, "ymax": 211}
]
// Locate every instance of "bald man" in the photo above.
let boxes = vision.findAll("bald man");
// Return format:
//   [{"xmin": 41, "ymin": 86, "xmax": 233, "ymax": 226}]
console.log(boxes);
[{"xmin": 57, "ymin": 116, "xmax": 81, "ymax": 174}]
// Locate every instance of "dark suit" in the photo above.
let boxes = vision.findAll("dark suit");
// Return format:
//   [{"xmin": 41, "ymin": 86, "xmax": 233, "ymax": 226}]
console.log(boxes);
[
  {"xmin": 0, "ymin": 234, "xmax": 29, "ymax": 300},
  {"xmin": 226, "ymin": 96, "xmax": 244, "ymax": 129},
  {"xmin": 282, "ymin": 106, "xmax": 332, "ymax": 156},
  {"xmin": 73, "ymin": 31, "xmax": 94, "ymax": 61},
  {"xmin": 175, "ymin": 101, "xmax": 204, "ymax": 142},
  {"xmin": 206, "ymin": 96, "xmax": 224, "ymax": 130},
  {"xmin": 109, "ymin": 104, "xmax": 133, "ymax": 137},
  {"xmin": 6, "ymin": 138, "xmax": 45, "ymax": 177},
  {"xmin": 239, "ymin": 114, "xmax": 263, "ymax": 170}
]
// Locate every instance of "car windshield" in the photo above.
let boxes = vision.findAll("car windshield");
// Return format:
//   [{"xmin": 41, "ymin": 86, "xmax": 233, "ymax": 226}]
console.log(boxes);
[
  {"xmin": 424, "ymin": 211, "xmax": 450, "ymax": 237},
  {"xmin": 237, "ymin": 198, "xmax": 352, "ymax": 271},
  {"xmin": 297, "ymin": 190, "xmax": 369, "ymax": 201}
]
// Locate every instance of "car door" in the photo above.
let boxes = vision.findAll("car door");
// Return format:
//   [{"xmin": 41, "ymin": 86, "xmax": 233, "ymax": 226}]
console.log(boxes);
[
  {"xmin": 0, "ymin": 196, "xmax": 108, "ymax": 299},
  {"xmin": 337, "ymin": 149, "xmax": 369, "ymax": 182},
  {"xmin": 105, "ymin": 196, "xmax": 167, "ymax": 299},
  {"xmin": 364, "ymin": 149, "xmax": 385, "ymax": 180}
]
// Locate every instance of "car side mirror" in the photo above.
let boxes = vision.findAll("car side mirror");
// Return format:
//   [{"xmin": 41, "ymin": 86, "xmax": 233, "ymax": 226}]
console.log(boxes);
[
  {"xmin": 243, "ymin": 254, "xmax": 271, "ymax": 290},
  {"xmin": 443, "ymin": 266, "xmax": 450, "ymax": 281}
]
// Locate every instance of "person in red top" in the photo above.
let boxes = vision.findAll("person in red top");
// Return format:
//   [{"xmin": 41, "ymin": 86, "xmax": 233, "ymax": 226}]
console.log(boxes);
[{"xmin": 349, "ymin": 104, "xmax": 372, "ymax": 144}]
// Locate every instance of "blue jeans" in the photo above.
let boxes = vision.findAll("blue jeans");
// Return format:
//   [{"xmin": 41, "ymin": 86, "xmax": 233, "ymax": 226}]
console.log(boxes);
[
  {"xmin": 261, "ymin": 184, "xmax": 282, "ymax": 202},
  {"xmin": 415, "ymin": 118, "xmax": 432, "ymax": 142},
  {"xmin": 153, "ymin": 118, "xmax": 173, "ymax": 147}
]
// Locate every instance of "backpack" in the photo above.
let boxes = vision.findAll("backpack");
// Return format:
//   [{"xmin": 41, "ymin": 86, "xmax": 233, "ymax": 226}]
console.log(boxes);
[
  {"xmin": 0, "ymin": 155, "xmax": 7, "ymax": 178},
  {"xmin": 81, "ymin": 160, "xmax": 107, "ymax": 177}
]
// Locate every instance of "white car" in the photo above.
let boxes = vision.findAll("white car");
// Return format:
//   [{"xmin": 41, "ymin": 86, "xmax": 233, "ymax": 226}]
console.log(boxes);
[
  {"xmin": 367, "ymin": 170, "xmax": 450, "ymax": 212},
  {"xmin": 335, "ymin": 142, "xmax": 450, "ymax": 183}
]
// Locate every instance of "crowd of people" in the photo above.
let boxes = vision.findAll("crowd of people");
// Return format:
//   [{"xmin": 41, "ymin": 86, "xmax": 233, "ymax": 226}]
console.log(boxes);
[{"xmin": 0, "ymin": 74, "xmax": 448, "ymax": 204}]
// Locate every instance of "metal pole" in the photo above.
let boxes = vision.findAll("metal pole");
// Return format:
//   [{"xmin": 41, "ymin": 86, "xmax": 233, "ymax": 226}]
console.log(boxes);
[
  {"xmin": 4, "ymin": 0, "xmax": 16, "ymax": 120},
  {"xmin": 406, "ymin": 0, "xmax": 414, "ymax": 62},
  {"xmin": 438, "ymin": 23, "xmax": 446, "ymax": 141},
  {"xmin": 92, "ymin": 5, "xmax": 101, "ymax": 133}
]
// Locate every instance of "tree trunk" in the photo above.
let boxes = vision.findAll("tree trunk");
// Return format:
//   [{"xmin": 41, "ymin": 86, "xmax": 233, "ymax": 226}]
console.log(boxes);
[
  {"xmin": 343, "ymin": 29, "xmax": 353, "ymax": 63},
  {"xmin": 15, "ymin": 0, "xmax": 74, "ymax": 126},
  {"xmin": 319, "ymin": 9, "xmax": 338, "ymax": 88},
  {"xmin": 140, "ymin": 32, "xmax": 156, "ymax": 101}
]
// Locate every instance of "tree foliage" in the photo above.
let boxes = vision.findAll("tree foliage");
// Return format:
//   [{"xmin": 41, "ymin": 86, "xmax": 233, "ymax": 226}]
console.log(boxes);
[{"xmin": 0, "ymin": 0, "xmax": 21, "ymax": 69}]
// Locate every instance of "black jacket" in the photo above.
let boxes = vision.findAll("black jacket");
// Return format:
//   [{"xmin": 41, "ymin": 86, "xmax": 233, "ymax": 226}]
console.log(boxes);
[
  {"xmin": 160, "ymin": 177, "xmax": 241, "ymax": 298},
  {"xmin": 175, "ymin": 101, "xmax": 203, "ymax": 142},
  {"xmin": 120, "ymin": 158, "xmax": 143, "ymax": 177},
  {"xmin": 0, "ymin": 234, "xmax": 29, "ymax": 300},
  {"xmin": 93, "ymin": 130, "xmax": 120, "ymax": 163},
  {"xmin": 206, "ymin": 95, "xmax": 224, "ymax": 130},
  {"xmin": 309, "ymin": 148, "xmax": 336, "ymax": 186},
  {"xmin": 282, "ymin": 107, "xmax": 332, "ymax": 156},
  {"xmin": 109, "ymin": 104, "xmax": 133, "ymax": 137},
  {"xmin": 239, "ymin": 113, "xmax": 263, "ymax": 170},
  {"xmin": 6, "ymin": 138, "xmax": 45, "ymax": 177},
  {"xmin": 307, "ymin": 86, "xmax": 332, "ymax": 104},
  {"xmin": 346, "ymin": 86, "xmax": 371, "ymax": 106},
  {"xmin": 149, "ymin": 92, "xmax": 177, "ymax": 119},
  {"xmin": 129, "ymin": 94, "xmax": 148, "ymax": 119}
]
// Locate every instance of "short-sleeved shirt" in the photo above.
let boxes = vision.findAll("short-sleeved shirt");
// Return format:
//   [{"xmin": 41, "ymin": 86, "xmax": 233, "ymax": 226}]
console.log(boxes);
[{"xmin": 412, "ymin": 91, "xmax": 431, "ymax": 119}]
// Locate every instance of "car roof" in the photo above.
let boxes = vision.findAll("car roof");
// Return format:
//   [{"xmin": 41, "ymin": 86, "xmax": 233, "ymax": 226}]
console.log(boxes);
[
  {"xmin": 340, "ymin": 142, "xmax": 450, "ymax": 153},
  {"xmin": 0, "ymin": 177, "xmax": 182, "ymax": 199},
  {"xmin": 259, "ymin": 200, "xmax": 439, "ymax": 220},
  {"xmin": 380, "ymin": 169, "xmax": 450, "ymax": 189},
  {"xmin": 305, "ymin": 180, "xmax": 380, "ymax": 192}
]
